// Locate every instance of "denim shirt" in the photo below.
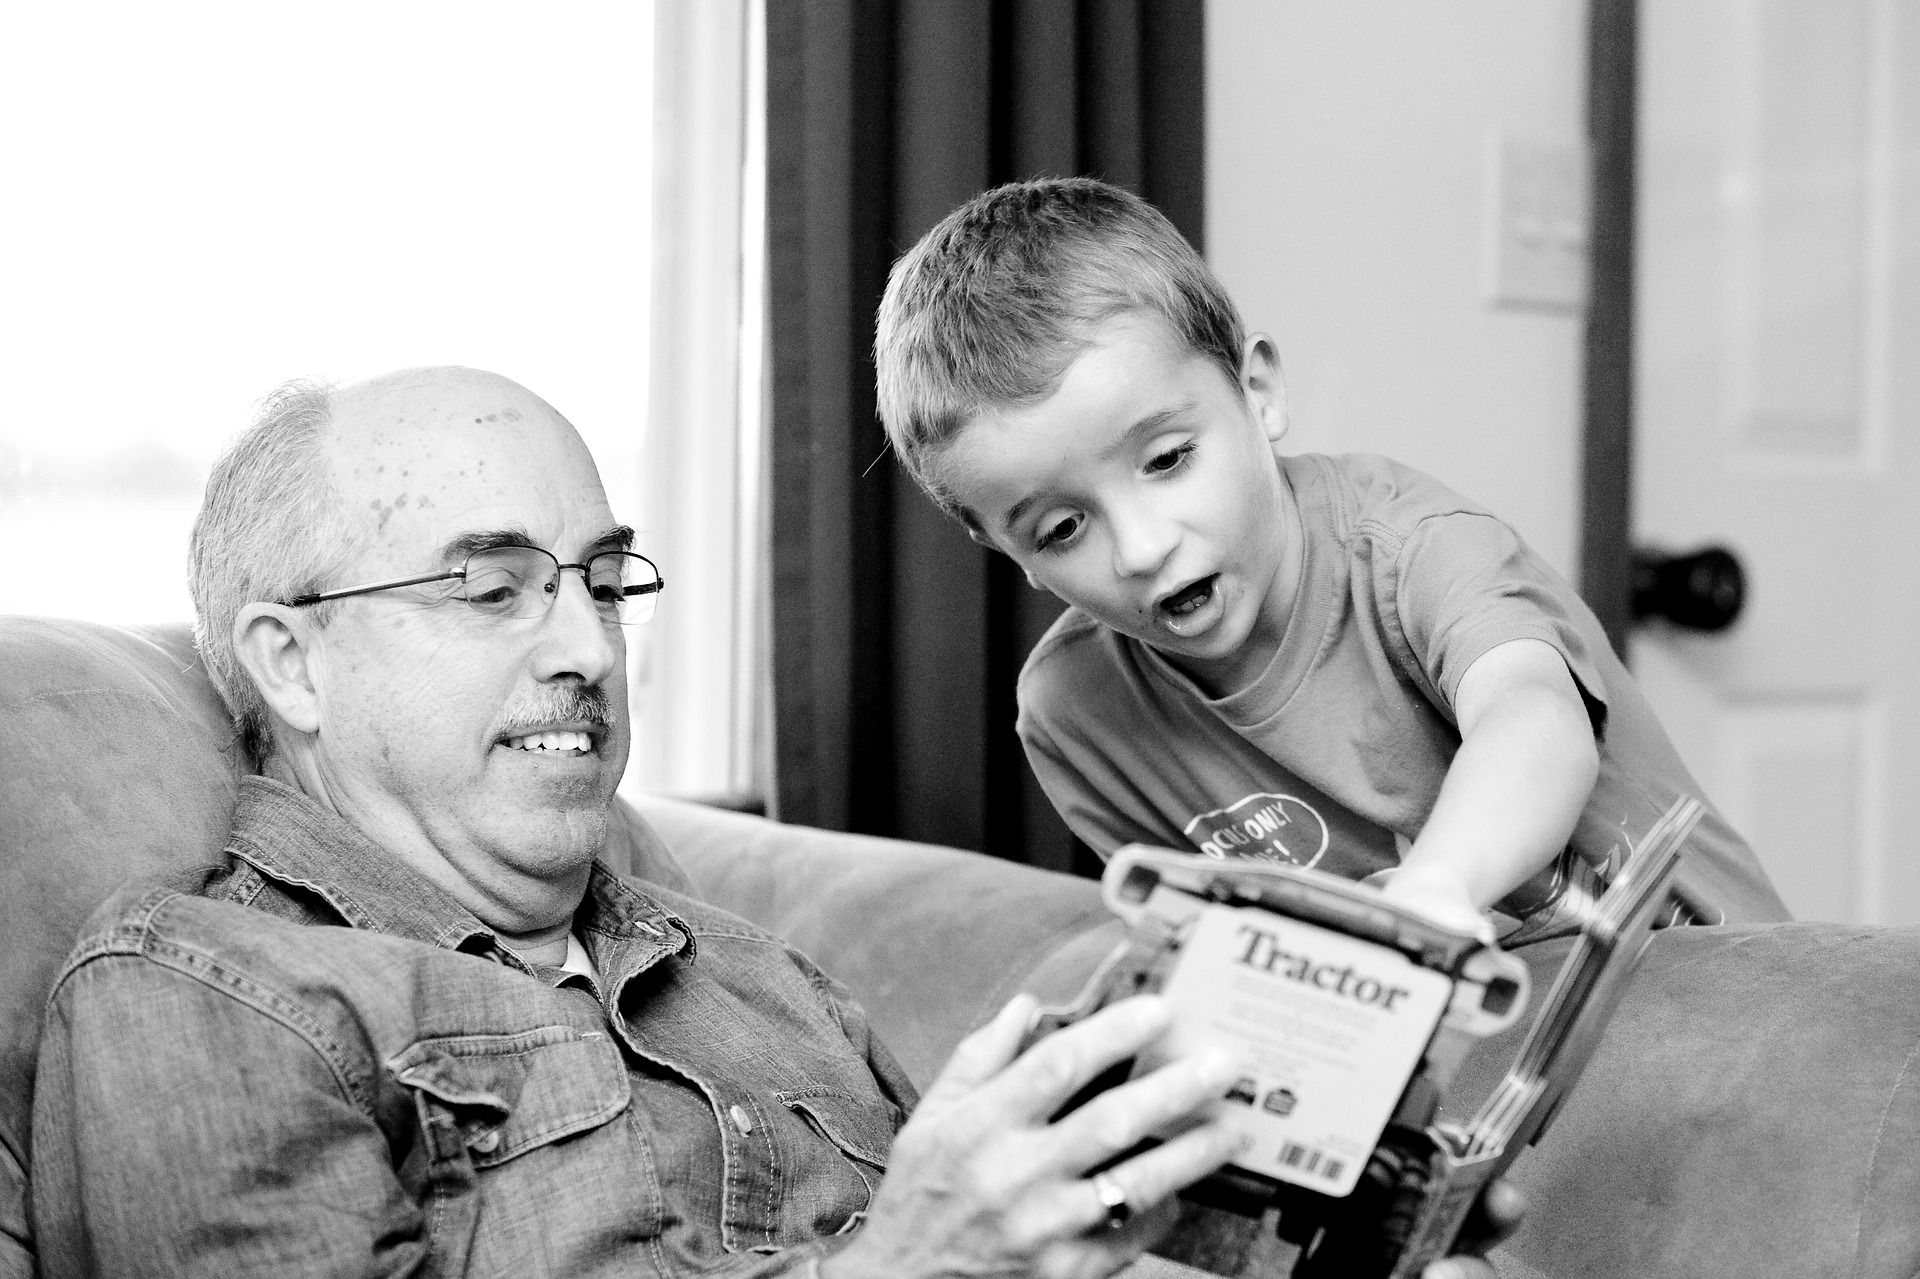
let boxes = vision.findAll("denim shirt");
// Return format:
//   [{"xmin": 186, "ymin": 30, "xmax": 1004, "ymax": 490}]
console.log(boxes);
[{"xmin": 31, "ymin": 777, "xmax": 917, "ymax": 1277}]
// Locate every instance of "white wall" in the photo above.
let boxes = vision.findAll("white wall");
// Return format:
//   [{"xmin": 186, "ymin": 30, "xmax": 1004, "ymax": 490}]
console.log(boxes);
[{"xmin": 1206, "ymin": 1, "xmax": 1588, "ymax": 577}]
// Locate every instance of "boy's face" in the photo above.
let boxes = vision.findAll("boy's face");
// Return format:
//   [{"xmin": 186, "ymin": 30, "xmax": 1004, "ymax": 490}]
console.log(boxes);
[{"xmin": 934, "ymin": 311, "xmax": 1298, "ymax": 694}]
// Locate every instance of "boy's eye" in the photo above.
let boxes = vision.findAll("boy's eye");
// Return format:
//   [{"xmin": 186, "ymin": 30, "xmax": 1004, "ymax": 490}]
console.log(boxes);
[
  {"xmin": 1035, "ymin": 513, "xmax": 1082, "ymax": 551},
  {"xmin": 1146, "ymin": 442, "xmax": 1195, "ymax": 474}
]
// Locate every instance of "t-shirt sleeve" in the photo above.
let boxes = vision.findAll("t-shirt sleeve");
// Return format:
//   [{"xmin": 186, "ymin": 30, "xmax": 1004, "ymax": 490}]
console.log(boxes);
[
  {"xmin": 1018, "ymin": 707, "xmax": 1149, "ymax": 859},
  {"xmin": 1016, "ymin": 649, "xmax": 1195, "ymax": 860},
  {"xmin": 1387, "ymin": 511, "xmax": 1610, "ymax": 735}
]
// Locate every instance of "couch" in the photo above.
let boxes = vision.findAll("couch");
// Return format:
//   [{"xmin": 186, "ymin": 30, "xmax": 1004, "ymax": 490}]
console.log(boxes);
[{"xmin": 3, "ymin": 615, "xmax": 1918, "ymax": 1277}]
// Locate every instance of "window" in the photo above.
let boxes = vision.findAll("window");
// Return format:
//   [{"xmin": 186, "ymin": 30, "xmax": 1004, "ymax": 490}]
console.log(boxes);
[{"xmin": 0, "ymin": 3, "xmax": 766, "ymax": 802}]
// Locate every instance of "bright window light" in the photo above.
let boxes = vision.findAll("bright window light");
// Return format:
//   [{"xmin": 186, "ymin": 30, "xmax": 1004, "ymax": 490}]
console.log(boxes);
[{"xmin": 0, "ymin": 2, "xmax": 654, "ymax": 625}]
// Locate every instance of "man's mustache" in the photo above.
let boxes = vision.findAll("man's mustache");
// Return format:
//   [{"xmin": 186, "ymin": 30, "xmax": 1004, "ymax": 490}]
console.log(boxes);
[{"xmin": 495, "ymin": 685, "xmax": 618, "ymax": 737}]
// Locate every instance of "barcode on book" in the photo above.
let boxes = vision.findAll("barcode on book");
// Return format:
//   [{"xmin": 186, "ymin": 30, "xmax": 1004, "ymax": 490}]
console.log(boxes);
[{"xmin": 1279, "ymin": 1142, "xmax": 1345, "ymax": 1183}]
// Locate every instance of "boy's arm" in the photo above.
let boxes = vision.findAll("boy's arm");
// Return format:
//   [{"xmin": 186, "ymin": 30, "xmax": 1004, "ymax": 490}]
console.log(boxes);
[{"xmin": 1381, "ymin": 636, "xmax": 1600, "ymax": 932}]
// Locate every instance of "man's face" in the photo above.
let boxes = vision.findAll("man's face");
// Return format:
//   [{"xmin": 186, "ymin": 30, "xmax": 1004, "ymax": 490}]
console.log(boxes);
[
  {"xmin": 296, "ymin": 370, "xmax": 631, "ymax": 926},
  {"xmin": 933, "ymin": 312, "xmax": 1297, "ymax": 694}
]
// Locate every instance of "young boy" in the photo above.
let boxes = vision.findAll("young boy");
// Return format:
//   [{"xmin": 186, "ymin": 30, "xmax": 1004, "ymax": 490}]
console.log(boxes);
[{"xmin": 873, "ymin": 177, "xmax": 1788, "ymax": 939}]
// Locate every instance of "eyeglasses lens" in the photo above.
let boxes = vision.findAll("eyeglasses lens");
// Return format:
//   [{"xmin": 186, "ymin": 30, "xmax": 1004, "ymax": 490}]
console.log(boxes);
[
  {"xmin": 461, "ymin": 547, "xmax": 552, "ymax": 618},
  {"xmin": 587, "ymin": 553, "xmax": 660, "ymax": 625},
  {"xmin": 461, "ymin": 547, "xmax": 660, "ymax": 624}
]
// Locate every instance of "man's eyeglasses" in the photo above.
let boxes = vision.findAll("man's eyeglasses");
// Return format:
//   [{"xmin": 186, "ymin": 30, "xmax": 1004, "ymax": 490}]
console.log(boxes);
[{"xmin": 286, "ymin": 547, "xmax": 665, "ymax": 625}]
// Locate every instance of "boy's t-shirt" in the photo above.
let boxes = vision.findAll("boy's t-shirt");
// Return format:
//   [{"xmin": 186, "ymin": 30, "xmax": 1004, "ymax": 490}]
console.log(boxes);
[{"xmin": 1016, "ymin": 452, "xmax": 1790, "ymax": 929}]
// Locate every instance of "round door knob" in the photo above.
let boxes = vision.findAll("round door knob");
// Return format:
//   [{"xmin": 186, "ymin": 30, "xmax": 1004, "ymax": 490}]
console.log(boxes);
[{"xmin": 1631, "ymin": 546, "xmax": 1745, "ymax": 632}]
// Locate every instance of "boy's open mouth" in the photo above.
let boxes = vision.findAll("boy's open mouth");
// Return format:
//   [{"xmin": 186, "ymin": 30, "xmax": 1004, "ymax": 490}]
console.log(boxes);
[{"xmin": 1159, "ymin": 575, "xmax": 1217, "ymax": 619}]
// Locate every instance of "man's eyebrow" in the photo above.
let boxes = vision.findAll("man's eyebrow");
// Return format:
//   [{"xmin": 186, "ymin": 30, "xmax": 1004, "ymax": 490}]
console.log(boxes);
[
  {"xmin": 439, "ymin": 527, "xmax": 537, "ymax": 563},
  {"xmin": 437, "ymin": 524, "xmax": 637, "ymax": 563},
  {"xmin": 588, "ymin": 525, "xmax": 637, "ymax": 555},
  {"xmin": 1000, "ymin": 401, "xmax": 1196, "ymax": 537}
]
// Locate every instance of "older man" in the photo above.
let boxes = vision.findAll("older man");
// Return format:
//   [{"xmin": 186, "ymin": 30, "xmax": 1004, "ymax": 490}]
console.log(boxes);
[{"xmin": 30, "ymin": 368, "xmax": 1508, "ymax": 1277}]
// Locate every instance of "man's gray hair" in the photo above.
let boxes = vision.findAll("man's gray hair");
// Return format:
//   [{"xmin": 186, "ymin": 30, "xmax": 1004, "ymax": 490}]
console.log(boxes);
[{"xmin": 189, "ymin": 379, "xmax": 358, "ymax": 762}]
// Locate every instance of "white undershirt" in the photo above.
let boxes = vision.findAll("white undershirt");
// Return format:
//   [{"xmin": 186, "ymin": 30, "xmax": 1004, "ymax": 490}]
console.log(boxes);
[{"xmin": 561, "ymin": 932, "xmax": 599, "ymax": 981}]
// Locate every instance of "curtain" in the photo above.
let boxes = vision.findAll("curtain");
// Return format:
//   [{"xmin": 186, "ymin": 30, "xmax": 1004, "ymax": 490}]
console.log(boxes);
[{"xmin": 766, "ymin": 0, "xmax": 1205, "ymax": 873}]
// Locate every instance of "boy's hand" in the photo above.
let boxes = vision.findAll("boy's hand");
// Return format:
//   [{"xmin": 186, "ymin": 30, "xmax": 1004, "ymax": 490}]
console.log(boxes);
[
  {"xmin": 1423, "ymin": 1178, "xmax": 1527, "ymax": 1278},
  {"xmin": 1376, "ymin": 865, "xmax": 1495, "ymax": 942}
]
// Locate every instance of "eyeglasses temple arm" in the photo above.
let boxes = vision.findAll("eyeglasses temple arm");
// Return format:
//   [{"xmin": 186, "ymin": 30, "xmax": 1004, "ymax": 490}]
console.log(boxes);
[{"xmin": 286, "ymin": 568, "xmax": 463, "ymax": 607}]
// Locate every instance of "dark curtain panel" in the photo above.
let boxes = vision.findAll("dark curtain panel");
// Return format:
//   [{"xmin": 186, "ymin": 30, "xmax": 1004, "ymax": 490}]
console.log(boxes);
[
  {"xmin": 1582, "ymin": 0, "xmax": 1636, "ymax": 657},
  {"xmin": 765, "ymin": 0, "xmax": 1205, "ymax": 872}
]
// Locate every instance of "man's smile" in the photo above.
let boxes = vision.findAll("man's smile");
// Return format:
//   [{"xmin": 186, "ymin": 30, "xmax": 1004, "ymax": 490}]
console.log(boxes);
[
  {"xmin": 491, "ymin": 683, "xmax": 618, "ymax": 761},
  {"xmin": 503, "ymin": 729, "xmax": 598, "ymax": 755}
]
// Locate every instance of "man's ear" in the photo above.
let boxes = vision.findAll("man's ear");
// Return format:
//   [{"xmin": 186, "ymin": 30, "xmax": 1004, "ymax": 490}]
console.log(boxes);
[
  {"xmin": 1239, "ymin": 333, "xmax": 1290, "ymax": 444},
  {"xmin": 232, "ymin": 604, "xmax": 323, "ymax": 737}
]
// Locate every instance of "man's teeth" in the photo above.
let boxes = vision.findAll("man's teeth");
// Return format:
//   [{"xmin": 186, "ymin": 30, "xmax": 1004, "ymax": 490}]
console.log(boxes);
[{"xmin": 505, "ymin": 730, "xmax": 594, "ymax": 753}]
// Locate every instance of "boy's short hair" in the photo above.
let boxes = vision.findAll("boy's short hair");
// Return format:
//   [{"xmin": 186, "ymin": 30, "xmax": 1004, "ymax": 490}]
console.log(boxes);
[{"xmin": 874, "ymin": 177, "xmax": 1246, "ymax": 516}]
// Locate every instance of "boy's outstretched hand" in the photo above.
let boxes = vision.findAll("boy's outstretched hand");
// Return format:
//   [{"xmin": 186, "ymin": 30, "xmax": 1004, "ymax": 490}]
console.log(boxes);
[
  {"xmin": 1377, "ymin": 863, "xmax": 1497, "ymax": 941},
  {"xmin": 1424, "ymin": 1177, "xmax": 1527, "ymax": 1278},
  {"xmin": 1386, "ymin": 636, "xmax": 1602, "ymax": 932}
]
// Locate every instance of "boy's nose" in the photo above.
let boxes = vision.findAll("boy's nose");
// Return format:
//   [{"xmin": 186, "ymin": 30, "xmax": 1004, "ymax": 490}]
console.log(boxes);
[{"xmin": 1109, "ymin": 506, "xmax": 1178, "ymax": 578}]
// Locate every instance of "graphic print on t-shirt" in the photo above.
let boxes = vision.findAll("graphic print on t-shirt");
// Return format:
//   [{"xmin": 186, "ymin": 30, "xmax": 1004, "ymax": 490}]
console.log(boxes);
[{"xmin": 1182, "ymin": 793, "xmax": 1330, "ymax": 867}]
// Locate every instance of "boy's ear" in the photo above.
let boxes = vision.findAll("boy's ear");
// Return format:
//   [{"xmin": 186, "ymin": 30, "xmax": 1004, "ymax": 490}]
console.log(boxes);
[
  {"xmin": 1239, "ymin": 333, "xmax": 1290, "ymax": 444},
  {"xmin": 231, "ymin": 603, "xmax": 325, "ymax": 737},
  {"xmin": 956, "ymin": 507, "xmax": 1000, "ymax": 549}
]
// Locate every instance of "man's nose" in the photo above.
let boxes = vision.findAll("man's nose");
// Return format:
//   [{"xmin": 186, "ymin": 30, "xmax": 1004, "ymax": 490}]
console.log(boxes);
[
  {"xmin": 533, "ymin": 570, "xmax": 623, "ymax": 684},
  {"xmin": 1109, "ymin": 502, "xmax": 1178, "ymax": 578}
]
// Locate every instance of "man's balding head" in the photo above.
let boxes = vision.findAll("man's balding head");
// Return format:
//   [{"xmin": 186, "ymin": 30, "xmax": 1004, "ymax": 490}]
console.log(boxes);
[
  {"xmin": 192, "ymin": 368, "xmax": 585, "ymax": 756},
  {"xmin": 194, "ymin": 368, "xmax": 632, "ymax": 932}
]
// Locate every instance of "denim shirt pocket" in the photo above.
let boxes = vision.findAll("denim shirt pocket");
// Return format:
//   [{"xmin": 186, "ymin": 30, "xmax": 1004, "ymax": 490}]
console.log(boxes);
[
  {"xmin": 778, "ymin": 1086, "xmax": 892, "ymax": 1202},
  {"xmin": 388, "ymin": 1027, "xmax": 633, "ymax": 1274}
]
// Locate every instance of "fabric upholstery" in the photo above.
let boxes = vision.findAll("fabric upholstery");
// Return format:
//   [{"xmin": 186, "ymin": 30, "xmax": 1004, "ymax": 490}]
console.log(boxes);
[
  {"xmin": 634, "ymin": 795, "xmax": 1124, "ymax": 1088},
  {"xmin": 0, "ymin": 619, "xmax": 245, "ymax": 1278},
  {"xmin": 4, "ymin": 616, "xmax": 1920, "ymax": 1278}
]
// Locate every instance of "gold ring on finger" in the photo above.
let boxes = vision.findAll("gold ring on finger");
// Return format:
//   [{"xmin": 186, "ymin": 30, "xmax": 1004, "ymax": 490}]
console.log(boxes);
[{"xmin": 1091, "ymin": 1171, "xmax": 1131, "ymax": 1230}]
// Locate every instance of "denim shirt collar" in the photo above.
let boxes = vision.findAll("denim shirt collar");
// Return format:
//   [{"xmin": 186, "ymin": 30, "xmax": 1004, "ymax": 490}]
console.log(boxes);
[{"xmin": 225, "ymin": 775, "xmax": 695, "ymax": 970}]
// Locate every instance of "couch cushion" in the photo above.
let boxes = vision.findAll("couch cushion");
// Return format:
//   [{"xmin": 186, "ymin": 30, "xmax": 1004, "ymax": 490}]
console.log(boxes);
[
  {"xmin": 1501, "ymin": 921, "xmax": 1920, "ymax": 1277},
  {"xmin": 0, "ymin": 617, "xmax": 247, "ymax": 1268},
  {"xmin": 634, "ymin": 794, "xmax": 1115, "ymax": 1089}
]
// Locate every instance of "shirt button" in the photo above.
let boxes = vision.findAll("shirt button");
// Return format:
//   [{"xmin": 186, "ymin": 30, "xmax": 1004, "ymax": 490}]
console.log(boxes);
[
  {"xmin": 470, "ymin": 1128, "xmax": 502, "ymax": 1154},
  {"xmin": 728, "ymin": 1104, "xmax": 754, "ymax": 1135}
]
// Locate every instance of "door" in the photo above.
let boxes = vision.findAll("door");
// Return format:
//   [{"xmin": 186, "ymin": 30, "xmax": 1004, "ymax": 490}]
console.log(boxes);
[{"xmin": 1632, "ymin": 0, "xmax": 1920, "ymax": 922}]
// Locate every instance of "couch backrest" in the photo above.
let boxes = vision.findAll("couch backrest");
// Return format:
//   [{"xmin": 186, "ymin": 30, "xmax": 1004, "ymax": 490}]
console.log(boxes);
[{"xmin": 1, "ymin": 619, "xmax": 245, "ymax": 1181}]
